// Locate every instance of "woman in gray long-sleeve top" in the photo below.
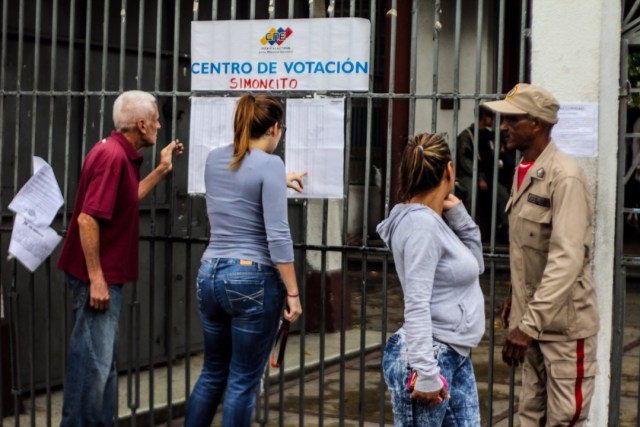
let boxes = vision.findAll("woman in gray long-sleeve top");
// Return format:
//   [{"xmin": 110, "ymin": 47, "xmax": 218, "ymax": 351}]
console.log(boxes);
[
  {"xmin": 185, "ymin": 93, "xmax": 303, "ymax": 427},
  {"xmin": 377, "ymin": 132, "xmax": 485, "ymax": 427}
]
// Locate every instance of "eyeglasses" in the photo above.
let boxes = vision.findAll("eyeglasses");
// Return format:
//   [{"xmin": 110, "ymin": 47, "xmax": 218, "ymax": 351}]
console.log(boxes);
[{"xmin": 502, "ymin": 114, "xmax": 534, "ymax": 126}]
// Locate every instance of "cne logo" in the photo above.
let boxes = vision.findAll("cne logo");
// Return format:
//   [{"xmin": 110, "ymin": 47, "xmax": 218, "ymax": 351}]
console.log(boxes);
[{"xmin": 260, "ymin": 27, "xmax": 293, "ymax": 46}]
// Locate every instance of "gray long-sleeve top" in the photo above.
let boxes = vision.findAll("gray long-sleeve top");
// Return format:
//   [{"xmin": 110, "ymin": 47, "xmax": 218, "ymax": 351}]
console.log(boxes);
[
  {"xmin": 376, "ymin": 202, "xmax": 485, "ymax": 393},
  {"xmin": 202, "ymin": 144, "xmax": 294, "ymax": 266}
]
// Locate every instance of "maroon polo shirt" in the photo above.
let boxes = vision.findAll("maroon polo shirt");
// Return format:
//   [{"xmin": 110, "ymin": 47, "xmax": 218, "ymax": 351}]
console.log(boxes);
[{"xmin": 58, "ymin": 131, "xmax": 143, "ymax": 284}]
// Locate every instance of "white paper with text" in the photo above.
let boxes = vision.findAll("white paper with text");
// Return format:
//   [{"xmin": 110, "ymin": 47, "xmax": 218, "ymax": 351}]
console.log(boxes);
[
  {"xmin": 285, "ymin": 98, "xmax": 345, "ymax": 199},
  {"xmin": 188, "ymin": 97, "xmax": 238, "ymax": 194},
  {"xmin": 8, "ymin": 157, "xmax": 64, "ymax": 227}
]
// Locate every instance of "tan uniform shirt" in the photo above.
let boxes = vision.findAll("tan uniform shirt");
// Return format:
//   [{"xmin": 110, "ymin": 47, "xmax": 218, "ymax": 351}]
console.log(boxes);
[{"xmin": 506, "ymin": 141, "xmax": 599, "ymax": 341}]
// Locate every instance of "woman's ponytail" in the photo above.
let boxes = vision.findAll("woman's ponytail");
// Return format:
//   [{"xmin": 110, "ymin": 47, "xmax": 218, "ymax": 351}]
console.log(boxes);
[
  {"xmin": 230, "ymin": 94, "xmax": 256, "ymax": 170},
  {"xmin": 229, "ymin": 93, "xmax": 284, "ymax": 170}
]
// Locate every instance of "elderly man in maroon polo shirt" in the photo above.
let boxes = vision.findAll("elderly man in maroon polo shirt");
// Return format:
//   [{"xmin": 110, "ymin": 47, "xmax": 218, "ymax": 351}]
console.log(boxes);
[{"xmin": 57, "ymin": 90, "xmax": 184, "ymax": 426}]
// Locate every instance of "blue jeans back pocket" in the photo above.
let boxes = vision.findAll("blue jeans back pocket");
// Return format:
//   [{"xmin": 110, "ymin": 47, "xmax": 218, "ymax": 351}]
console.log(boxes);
[{"xmin": 224, "ymin": 277, "xmax": 265, "ymax": 315}]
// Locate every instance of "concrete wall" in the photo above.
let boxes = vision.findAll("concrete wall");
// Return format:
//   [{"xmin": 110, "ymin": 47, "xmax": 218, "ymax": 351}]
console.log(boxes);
[{"xmin": 530, "ymin": 1, "xmax": 620, "ymax": 425}]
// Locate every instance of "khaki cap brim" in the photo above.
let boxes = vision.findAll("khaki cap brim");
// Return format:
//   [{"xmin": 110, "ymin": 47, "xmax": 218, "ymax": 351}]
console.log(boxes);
[{"xmin": 483, "ymin": 99, "xmax": 528, "ymax": 116}]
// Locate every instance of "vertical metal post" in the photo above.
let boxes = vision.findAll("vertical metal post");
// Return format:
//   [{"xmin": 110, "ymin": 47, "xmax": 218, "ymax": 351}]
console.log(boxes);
[
  {"xmin": 60, "ymin": 5, "xmax": 77, "ymax": 420},
  {"xmin": 298, "ymin": 198, "xmax": 309, "ymax": 427},
  {"xmin": 119, "ymin": 0, "xmax": 127, "ymax": 91},
  {"xmin": 163, "ymin": 1, "xmax": 181, "ymax": 423},
  {"xmin": 99, "ymin": 0, "xmax": 110, "ymax": 137},
  {"xmin": 430, "ymin": 0, "xmax": 441, "ymax": 132},
  {"xmin": 27, "ymin": 2, "xmax": 43, "ymax": 425},
  {"xmin": 44, "ymin": 3, "xmax": 58, "ymax": 423},
  {"xmin": 407, "ymin": 0, "xmax": 418, "ymax": 138},
  {"xmin": 0, "ymin": 2, "xmax": 7, "ymax": 416},
  {"xmin": 80, "ymin": 0, "xmax": 92, "ymax": 159},
  {"xmin": 147, "ymin": 1, "xmax": 164, "ymax": 424},
  {"xmin": 318, "ymin": 200, "xmax": 329, "ymax": 427},
  {"xmin": 450, "ymin": 0, "xmax": 462, "ymax": 176},
  {"xmin": 137, "ymin": 0, "xmax": 146, "ymax": 88},
  {"xmin": 8, "ymin": 2, "xmax": 26, "ymax": 426},
  {"xmin": 609, "ymin": 37, "xmax": 629, "ymax": 427},
  {"xmin": 519, "ymin": 0, "xmax": 528, "ymax": 81}
]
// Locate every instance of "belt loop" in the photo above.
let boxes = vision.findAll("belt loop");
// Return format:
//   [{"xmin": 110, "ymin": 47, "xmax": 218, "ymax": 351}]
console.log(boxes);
[{"xmin": 212, "ymin": 258, "xmax": 220, "ymax": 276}]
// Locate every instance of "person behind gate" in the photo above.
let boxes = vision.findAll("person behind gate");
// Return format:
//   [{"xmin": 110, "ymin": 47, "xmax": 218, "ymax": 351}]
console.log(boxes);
[
  {"xmin": 184, "ymin": 93, "xmax": 302, "ymax": 427},
  {"xmin": 57, "ymin": 90, "xmax": 184, "ymax": 426},
  {"xmin": 377, "ymin": 132, "xmax": 485, "ymax": 426},
  {"xmin": 485, "ymin": 83, "xmax": 600, "ymax": 426}
]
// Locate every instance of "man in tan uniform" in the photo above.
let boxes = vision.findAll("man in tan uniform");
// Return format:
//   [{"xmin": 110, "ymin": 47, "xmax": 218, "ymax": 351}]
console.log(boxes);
[{"xmin": 485, "ymin": 83, "xmax": 599, "ymax": 426}]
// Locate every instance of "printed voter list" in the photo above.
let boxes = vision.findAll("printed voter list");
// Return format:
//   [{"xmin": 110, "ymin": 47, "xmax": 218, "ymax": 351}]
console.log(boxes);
[{"xmin": 8, "ymin": 157, "xmax": 63, "ymax": 272}]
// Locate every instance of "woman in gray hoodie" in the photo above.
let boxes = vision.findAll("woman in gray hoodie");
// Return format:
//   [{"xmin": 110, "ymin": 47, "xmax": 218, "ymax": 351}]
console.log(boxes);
[{"xmin": 377, "ymin": 132, "xmax": 485, "ymax": 426}]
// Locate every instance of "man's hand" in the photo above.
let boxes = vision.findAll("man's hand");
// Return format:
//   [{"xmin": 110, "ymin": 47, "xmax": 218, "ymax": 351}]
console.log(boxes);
[
  {"xmin": 500, "ymin": 295, "xmax": 512, "ymax": 329},
  {"xmin": 158, "ymin": 139, "xmax": 185, "ymax": 174},
  {"xmin": 90, "ymin": 276, "xmax": 110, "ymax": 311},
  {"xmin": 502, "ymin": 326, "xmax": 533, "ymax": 367},
  {"xmin": 139, "ymin": 139, "xmax": 185, "ymax": 200},
  {"xmin": 286, "ymin": 171, "xmax": 307, "ymax": 193},
  {"xmin": 411, "ymin": 387, "xmax": 449, "ymax": 407}
]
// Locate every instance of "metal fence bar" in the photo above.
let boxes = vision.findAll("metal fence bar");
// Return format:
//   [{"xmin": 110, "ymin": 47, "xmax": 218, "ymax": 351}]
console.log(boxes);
[
  {"xmin": 0, "ymin": 0, "xmax": 7, "ymax": 411},
  {"xmin": 298, "ymin": 199, "xmax": 309, "ymax": 427},
  {"xmin": 407, "ymin": 0, "xmax": 418, "ymax": 138},
  {"xmin": 339, "ymin": 7, "xmax": 355, "ymax": 425},
  {"xmin": 137, "ymin": 0, "xmax": 145, "ymax": 88},
  {"xmin": 319, "ymin": 200, "xmax": 329, "ymax": 427},
  {"xmin": 59, "ymin": 5, "xmax": 77, "ymax": 423},
  {"xmin": 163, "ymin": 0, "xmax": 183, "ymax": 423},
  {"xmin": 354, "ymin": 2, "xmax": 378, "ymax": 426},
  {"xmin": 146, "ymin": 1, "xmax": 164, "ymax": 424},
  {"xmin": 340, "ymin": 94, "xmax": 353, "ymax": 427},
  {"xmin": 519, "ymin": 0, "xmax": 528, "ymax": 80},
  {"xmin": 8, "ymin": 4, "xmax": 26, "ymax": 425},
  {"xmin": 80, "ymin": 0, "xmax": 92, "ymax": 159},
  {"xmin": 610, "ymin": 36, "xmax": 629, "ymax": 427},
  {"xmin": 99, "ymin": 0, "xmax": 111, "ymax": 137},
  {"xmin": 27, "ymin": 2, "xmax": 43, "ymax": 425},
  {"xmin": 450, "ymin": 0, "xmax": 462, "ymax": 191},
  {"xmin": 119, "ymin": 0, "xmax": 127, "ymax": 91},
  {"xmin": 44, "ymin": 7, "xmax": 59, "ymax": 419},
  {"xmin": 430, "ymin": 0, "xmax": 441, "ymax": 133}
]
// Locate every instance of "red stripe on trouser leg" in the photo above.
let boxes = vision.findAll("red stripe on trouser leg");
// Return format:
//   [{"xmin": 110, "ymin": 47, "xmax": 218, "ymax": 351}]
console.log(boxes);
[{"xmin": 568, "ymin": 339, "xmax": 585, "ymax": 427}]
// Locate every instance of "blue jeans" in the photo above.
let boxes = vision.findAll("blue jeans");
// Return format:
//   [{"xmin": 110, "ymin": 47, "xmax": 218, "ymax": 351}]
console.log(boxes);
[
  {"xmin": 382, "ymin": 333, "xmax": 480, "ymax": 427},
  {"xmin": 185, "ymin": 258, "xmax": 286, "ymax": 427},
  {"xmin": 60, "ymin": 274, "xmax": 123, "ymax": 427}
]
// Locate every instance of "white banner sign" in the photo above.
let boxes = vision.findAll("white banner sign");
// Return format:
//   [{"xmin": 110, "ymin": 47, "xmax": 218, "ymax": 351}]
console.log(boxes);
[{"xmin": 191, "ymin": 18, "xmax": 371, "ymax": 92}]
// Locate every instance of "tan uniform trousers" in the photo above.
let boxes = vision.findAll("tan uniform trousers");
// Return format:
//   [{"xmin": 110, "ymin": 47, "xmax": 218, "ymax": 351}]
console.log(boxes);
[{"xmin": 519, "ymin": 335, "xmax": 598, "ymax": 427}]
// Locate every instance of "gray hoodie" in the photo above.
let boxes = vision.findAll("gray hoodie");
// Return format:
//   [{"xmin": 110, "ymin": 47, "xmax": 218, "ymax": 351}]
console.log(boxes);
[{"xmin": 376, "ymin": 202, "xmax": 485, "ymax": 392}]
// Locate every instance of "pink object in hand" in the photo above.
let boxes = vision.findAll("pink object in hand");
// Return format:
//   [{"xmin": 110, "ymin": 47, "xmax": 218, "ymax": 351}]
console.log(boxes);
[{"xmin": 439, "ymin": 374, "xmax": 448, "ymax": 391}]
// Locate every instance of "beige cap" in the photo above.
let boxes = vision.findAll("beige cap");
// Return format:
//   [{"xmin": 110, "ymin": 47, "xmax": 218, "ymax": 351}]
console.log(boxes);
[{"xmin": 484, "ymin": 83, "xmax": 559, "ymax": 124}]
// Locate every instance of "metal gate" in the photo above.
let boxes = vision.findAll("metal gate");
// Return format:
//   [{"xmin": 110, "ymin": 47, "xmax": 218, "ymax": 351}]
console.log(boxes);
[
  {"xmin": 0, "ymin": 0, "xmax": 532, "ymax": 425},
  {"xmin": 611, "ymin": 1, "xmax": 640, "ymax": 426}
]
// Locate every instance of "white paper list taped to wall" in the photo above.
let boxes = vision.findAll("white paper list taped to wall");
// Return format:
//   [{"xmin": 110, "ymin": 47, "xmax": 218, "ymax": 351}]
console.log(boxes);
[{"xmin": 188, "ymin": 97, "xmax": 238, "ymax": 194}]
